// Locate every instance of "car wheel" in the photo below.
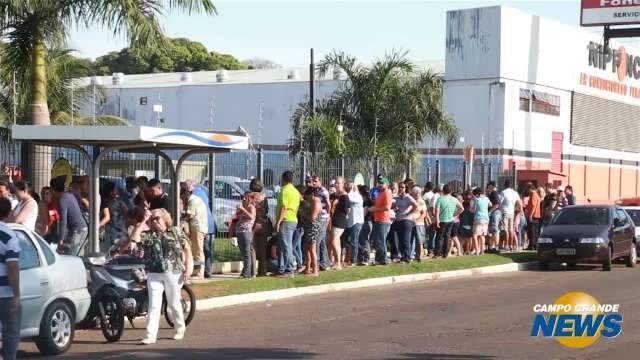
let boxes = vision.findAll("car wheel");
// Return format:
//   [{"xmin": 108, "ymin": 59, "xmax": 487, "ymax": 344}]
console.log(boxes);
[
  {"xmin": 626, "ymin": 242, "xmax": 637, "ymax": 268},
  {"xmin": 35, "ymin": 301, "xmax": 75, "ymax": 355},
  {"xmin": 539, "ymin": 261, "xmax": 549, "ymax": 271},
  {"xmin": 603, "ymin": 246, "xmax": 612, "ymax": 272}
]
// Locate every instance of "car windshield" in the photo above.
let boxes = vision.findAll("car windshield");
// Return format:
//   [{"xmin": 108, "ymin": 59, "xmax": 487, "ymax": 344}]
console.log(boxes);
[
  {"xmin": 236, "ymin": 181, "xmax": 251, "ymax": 193},
  {"xmin": 551, "ymin": 207, "xmax": 610, "ymax": 226},
  {"xmin": 626, "ymin": 209, "xmax": 640, "ymax": 226}
]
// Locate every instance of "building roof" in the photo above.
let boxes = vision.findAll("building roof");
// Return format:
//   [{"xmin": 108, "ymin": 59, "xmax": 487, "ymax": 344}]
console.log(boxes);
[
  {"xmin": 11, "ymin": 125, "xmax": 250, "ymax": 151},
  {"xmin": 75, "ymin": 60, "xmax": 445, "ymax": 89}
]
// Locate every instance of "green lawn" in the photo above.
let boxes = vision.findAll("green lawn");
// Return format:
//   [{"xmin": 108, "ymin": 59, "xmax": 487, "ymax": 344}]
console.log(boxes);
[
  {"xmin": 193, "ymin": 252, "xmax": 536, "ymax": 299},
  {"xmin": 213, "ymin": 237, "xmax": 241, "ymax": 262}
]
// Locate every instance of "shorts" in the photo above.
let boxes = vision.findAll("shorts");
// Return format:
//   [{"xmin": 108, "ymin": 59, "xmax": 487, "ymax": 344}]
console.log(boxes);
[
  {"xmin": 500, "ymin": 215, "xmax": 514, "ymax": 232},
  {"xmin": 458, "ymin": 224, "xmax": 473, "ymax": 238},
  {"xmin": 413, "ymin": 225, "xmax": 426, "ymax": 245},
  {"xmin": 451, "ymin": 222, "xmax": 460, "ymax": 238},
  {"xmin": 473, "ymin": 220, "xmax": 489, "ymax": 236},
  {"xmin": 489, "ymin": 210, "xmax": 502, "ymax": 235}
]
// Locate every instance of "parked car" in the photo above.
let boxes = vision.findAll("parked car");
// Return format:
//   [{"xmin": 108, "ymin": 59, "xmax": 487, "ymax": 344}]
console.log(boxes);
[
  {"xmin": 209, "ymin": 176, "xmax": 277, "ymax": 233},
  {"xmin": 623, "ymin": 206, "xmax": 640, "ymax": 243},
  {"xmin": 4, "ymin": 224, "xmax": 91, "ymax": 355},
  {"xmin": 537, "ymin": 205, "xmax": 638, "ymax": 271}
]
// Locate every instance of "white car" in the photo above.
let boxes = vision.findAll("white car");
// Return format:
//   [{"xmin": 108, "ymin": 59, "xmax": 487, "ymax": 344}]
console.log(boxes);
[
  {"xmin": 6, "ymin": 224, "xmax": 91, "ymax": 355},
  {"xmin": 624, "ymin": 206, "xmax": 640, "ymax": 242}
]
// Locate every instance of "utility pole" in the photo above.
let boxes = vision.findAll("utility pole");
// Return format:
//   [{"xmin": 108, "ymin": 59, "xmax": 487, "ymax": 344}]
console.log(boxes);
[{"xmin": 301, "ymin": 48, "xmax": 313, "ymax": 184}]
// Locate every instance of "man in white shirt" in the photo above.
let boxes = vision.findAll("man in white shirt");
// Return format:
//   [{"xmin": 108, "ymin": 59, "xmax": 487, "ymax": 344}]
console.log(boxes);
[
  {"xmin": 181, "ymin": 181, "xmax": 208, "ymax": 280},
  {"xmin": 346, "ymin": 181, "xmax": 364, "ymax": 265},
  {"xmin": 499, "ymin": 179, "xmax": 522, "ymax": 252}
]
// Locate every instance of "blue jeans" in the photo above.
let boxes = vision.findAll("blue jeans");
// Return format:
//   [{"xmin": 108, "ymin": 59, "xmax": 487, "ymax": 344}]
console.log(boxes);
[
  {"xmin": 278, "ymin": 221, "xmax": 297, "ymax": 274},
  {"xmin": 358, "ymin": 220, "xmax": 372, "ymax": 263},
  {"xmin": 317, "ymin": 218, "xmax": 330, "ymax": 269},
  {"xmin": 372, "ymin": 222, "xmax": 391, "ymax": 264},
  {"xmin": 237, "ymin": 231, "xmax": 254, "ymax": 278},
  {"xmin": 393, "ymin": 220, "xmax": 414, "ymax": 262},
  {"xmin": 0, "ymin": 297, "xmax": 20, "ymax": 360},
  {"xmin": 347, "ymin": 223, "xmax": 363, "ymax": 264},
  {"xmin": 388, "ymin": 224, "xmax": 399, "ymax": 260},
  {"xmin": 204, "ymin": 234, "xmax": 214, "ymax": 275},
  {"xmin": 292, "ymin": 227, "xmax": 304, "ymax": 269},
  {"xmin": 437, "ymin": 222, "xmax": 455, "ymax": 257}
]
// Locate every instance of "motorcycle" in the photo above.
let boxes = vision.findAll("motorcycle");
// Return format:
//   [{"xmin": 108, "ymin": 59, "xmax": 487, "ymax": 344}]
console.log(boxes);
[{"xmin": 79, "ymin": 252, "xmax": 196, "ymax": 342}]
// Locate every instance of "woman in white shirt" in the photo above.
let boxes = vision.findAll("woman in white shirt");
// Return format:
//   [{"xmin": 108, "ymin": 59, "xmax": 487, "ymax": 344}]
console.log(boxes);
[{"xmin": 10, "ymin": 181, "xmax": 38, "ymax": 231}]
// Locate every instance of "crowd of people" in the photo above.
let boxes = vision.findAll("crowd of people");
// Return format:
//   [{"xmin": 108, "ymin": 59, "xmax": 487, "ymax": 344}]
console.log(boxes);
[
  {"xmin": 0, "ymin": 170, "xmax": 580, "ymax": 356},
  {"xmin": 228, "ymin": 171, "xmax": 579, "ymax": 279}
]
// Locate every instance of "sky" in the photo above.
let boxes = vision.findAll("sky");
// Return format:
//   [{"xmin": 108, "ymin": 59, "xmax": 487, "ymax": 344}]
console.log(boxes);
[{"xmin": 69, "ymin": 0, "xmax": 594, "ymax": 67}]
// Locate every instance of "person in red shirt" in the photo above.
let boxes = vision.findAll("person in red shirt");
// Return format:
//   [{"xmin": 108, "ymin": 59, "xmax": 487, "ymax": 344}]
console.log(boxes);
[
  {"xmin": 524, "ymin": 183, "xmax": 541, "ymax": 250},
  {"xmin": 368, "ymin": 174, "xmax": 393, "ymax": 265}
]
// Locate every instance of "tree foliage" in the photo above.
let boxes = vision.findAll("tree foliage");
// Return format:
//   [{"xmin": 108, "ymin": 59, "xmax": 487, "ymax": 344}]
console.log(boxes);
[
  {"xmin": 242, "ymin": 58, "xmax": 282, "ymax": 70},
  {"xmin": 289, "ymin": 50, "xmax": 458, "ymax": 165},
  {"xmin": 95, "ymin": 37, "xmax": 246, "ymax": 74}
]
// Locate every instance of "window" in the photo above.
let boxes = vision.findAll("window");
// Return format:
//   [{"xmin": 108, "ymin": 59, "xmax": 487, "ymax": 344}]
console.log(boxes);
[
  {"xmin": 215, "ymin": 181, "xmax": 242, "ymax": 200},
  {"xmin": 616, "ymin": 209, "xmax": 629, "ymax": 226},
  {"xmin": 626, "ymin": 209, "xmax": 640, "ymax": 226},
  {"xmin": 552, "ymin": 207, "xmax": 609, "ymax": 226},
  {"xmin": 16, "ymin": 231, "xmax": 40, "ymax": 270},
  {"xmin": 139, "ymin": 97, "xmax": 148, "ymax": 105},
  {"xmin": 34, "ymin": 232, "xmax": 56, "ymax": 265},
  {"xmin": 519, "ymin": 89, "xmax": 531, "ymax": 112},
  {"xmin": 532, "ymin": 90, "xmax": 560, "ymax": 116}
]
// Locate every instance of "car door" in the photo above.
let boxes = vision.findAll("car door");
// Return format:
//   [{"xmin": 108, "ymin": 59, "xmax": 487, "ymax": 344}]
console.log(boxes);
[
  {"xmin": 16, "ymin": 229, "xmax": 50, "ymax": 332},
  {"xmin": 613, "ymin": 209, "xmax": 632, "ymax": 257}
]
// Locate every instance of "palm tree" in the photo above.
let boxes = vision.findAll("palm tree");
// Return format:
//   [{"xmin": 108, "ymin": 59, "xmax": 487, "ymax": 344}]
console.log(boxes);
[
  {"xmin": 0, "ymin": 0, "xmax": 216, "ymax": 189},
  {"xmin": 290, "ymin": 50, "xmax": 458, "ymax": 178}
]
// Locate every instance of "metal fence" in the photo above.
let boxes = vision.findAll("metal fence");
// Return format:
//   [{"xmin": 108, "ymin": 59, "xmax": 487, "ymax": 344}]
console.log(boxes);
[{"xmin": 1, "ymin": 137, "xmax": 514, "ymax": 263}]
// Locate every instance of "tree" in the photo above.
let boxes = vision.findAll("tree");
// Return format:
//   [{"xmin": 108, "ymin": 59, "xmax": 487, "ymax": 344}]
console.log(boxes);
[
  {"xmin": 242, "ymin": 58, "xmax": 282, "ymax": 70},
  {"xmin": 289, "ymin": 50, "xmax": 458, "ymax": 176},
  {"xmin": 0, "ymin": 0, "xmax": 216, "ymax": 189},
  {"xmin": 94, "ymin": 37, "xmax": 246, "ymax": 74}
]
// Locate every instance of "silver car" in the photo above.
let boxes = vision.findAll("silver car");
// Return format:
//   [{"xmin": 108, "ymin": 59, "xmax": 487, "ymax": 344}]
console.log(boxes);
[{"xmin": 6, "ymin": 224, "xmax": 91, "ymax": 355}]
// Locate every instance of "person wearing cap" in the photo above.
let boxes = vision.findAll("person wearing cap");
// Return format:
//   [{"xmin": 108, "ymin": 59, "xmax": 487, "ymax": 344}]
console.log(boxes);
[
  {"xmin": 311, "ymin": 175, "xmax": 331, "ymax": 271},
  {"xmin": 368, "ymin": 175, "xmax": 393, "ymax": 265}
]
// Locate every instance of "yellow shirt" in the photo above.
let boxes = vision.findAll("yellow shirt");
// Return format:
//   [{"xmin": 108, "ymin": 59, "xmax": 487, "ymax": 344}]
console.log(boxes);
[
  {"xmin": 187, "ymin": 194, "xmax": 209, "ymax": 234},
  {"xmin": 277, "ymin": 183, "xmax": 301, "ymax": 223}
]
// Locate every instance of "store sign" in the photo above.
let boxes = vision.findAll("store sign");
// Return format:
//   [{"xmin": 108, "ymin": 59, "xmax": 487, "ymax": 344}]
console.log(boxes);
[
  {"xmin": 580, "ymin": 42, "xmax": 640, "ymax": 99},
  {"xmin": 587, "ymin": 42, "xmax": 640, "ymax": 81},
  {"xmin": 581, "ymin": 0, "xmax": 640, "ymax": 26}
]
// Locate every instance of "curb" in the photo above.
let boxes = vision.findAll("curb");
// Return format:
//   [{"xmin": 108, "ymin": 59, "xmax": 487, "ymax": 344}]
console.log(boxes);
[
  {"xmin": 196, "ymin": 261, "xmax": 538, "ymax": 311},
  {"xmin": 211, "ymin": 261, "xmax": 243, "ymax": 274}
]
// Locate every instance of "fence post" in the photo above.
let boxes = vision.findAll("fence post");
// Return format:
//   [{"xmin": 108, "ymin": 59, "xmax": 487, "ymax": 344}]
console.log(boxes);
[
  {"xmin": 487, "ymin": 162, "xmax": 493, "ymax": 183},
  {"xmin": 405, "ymin": 159, "xmax": 412, "ymax": 180},
  {"xmin": 21, "ymin": 141, "xmax": 31, "ymax": 184},
  {"xmin": 207, "ymin": 153, "xmax": 216, "ymax": 265},
  {"xmin": 373, "ymin": 156, "xmax": 380, "ymax": 178},
  {"xmin": 256, "ymin": 147, "xmax": 264, "ymax": 180},
  {"xmin": 340, "ymin": 156, "xmax": 345, "ymax": 177},
  {"xmin": 462, "ymin": 160, "xmax": 467, "ymax": 191},
  {"xmin": 300, "ymin": 153, "xmax": 307, "ymax": 185},
  {"xmin": 435, "ymin": 159, "xmax": 440, "ymax": 186},
  {"xmin": 426, "ymin": 163, "xmax": 431, "ymax": 183},
  {"xmin": 480, "ymin": 161, "xmax": 486, "ymax": 190},
  {"xmin": 154, "ymin": 155, "xmax": 162, "ymax": 179},
  {"xmin": 512, "ymin": 160, "xmax": 518, "ymax": 188}
]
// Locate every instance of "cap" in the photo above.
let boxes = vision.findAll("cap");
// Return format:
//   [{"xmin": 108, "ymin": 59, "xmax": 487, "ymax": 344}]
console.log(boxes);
[{"xmin": 376, "ymin": 174, "xmax": 390, "ymax": 185}]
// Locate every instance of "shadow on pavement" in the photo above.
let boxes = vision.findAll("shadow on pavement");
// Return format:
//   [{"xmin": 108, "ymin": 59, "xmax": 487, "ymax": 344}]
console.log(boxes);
[
  {"xmin": 22, "ymin": 347, "xmax": 317, "ymax": 360},
  {"xmin": 390, "ymin": 353, "xmax": 495, "ymax": 360}
]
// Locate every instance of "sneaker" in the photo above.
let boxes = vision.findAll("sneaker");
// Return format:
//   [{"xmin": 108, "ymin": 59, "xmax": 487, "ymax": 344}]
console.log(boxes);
[
  {"xmin": 173, "ymin": 331, "xmax": 185, "ymax": 340},
  {"xmin": 140, "ymin": 338, "xmax": 156, "ymax": 345},
  {"xmin": 204, "ymin": 273, "xmax": 212, "ymax": 279}
]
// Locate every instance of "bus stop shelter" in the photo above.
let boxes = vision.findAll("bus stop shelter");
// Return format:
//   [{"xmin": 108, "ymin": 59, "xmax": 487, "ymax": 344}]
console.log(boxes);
[{"xmin": 12, "ymin": 125, "xmax": 250, "ymax": 253}]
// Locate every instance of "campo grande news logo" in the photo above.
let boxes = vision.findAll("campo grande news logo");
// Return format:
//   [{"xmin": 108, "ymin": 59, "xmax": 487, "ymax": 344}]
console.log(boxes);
[{"xmin": 530, "ymin": 292, "xmax": 623, "ymax": 348}]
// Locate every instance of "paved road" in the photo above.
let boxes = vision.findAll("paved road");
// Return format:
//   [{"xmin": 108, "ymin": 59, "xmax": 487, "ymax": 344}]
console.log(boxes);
[{"xmin": 21, "ymin": 263, "xmax": 640, "ymax": 360}]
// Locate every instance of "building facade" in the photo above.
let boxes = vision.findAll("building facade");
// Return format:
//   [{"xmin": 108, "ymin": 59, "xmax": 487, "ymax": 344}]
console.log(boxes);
[{"xmin": 445, "ymin": 6, "xmax": 640, "ymax": 203}]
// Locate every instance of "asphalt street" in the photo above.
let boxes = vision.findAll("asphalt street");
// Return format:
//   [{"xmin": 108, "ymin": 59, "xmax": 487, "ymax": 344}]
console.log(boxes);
[{"xmin": 20, "ymin": 263, "xmax": 640, "ymax": 360}]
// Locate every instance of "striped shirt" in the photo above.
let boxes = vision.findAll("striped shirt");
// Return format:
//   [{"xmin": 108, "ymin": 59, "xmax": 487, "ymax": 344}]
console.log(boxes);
[{"xmin": 0, "ymin": 222, "xmax": 20, "ymax": 298}]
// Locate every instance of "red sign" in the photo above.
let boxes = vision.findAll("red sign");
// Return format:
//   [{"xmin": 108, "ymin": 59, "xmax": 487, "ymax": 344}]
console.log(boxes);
[{"xmin": 581, "ymin": 0, "xmax": 640, "ymax": 26}]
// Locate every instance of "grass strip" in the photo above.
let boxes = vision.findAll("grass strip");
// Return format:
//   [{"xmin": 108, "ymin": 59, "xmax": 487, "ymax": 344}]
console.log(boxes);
[{"xmin": 192, "ymin": 252, "xmax": 536, "ymax": 299}]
